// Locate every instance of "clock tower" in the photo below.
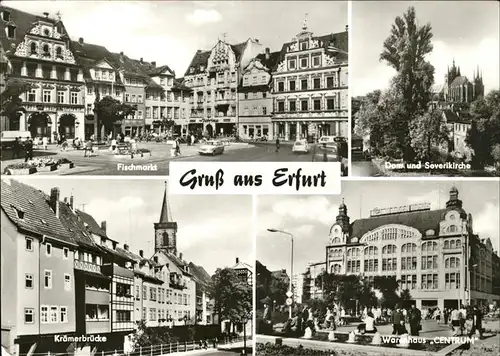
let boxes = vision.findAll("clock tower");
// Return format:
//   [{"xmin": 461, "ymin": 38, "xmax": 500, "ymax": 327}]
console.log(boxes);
[{"xmin": 154, "ymin": 181, "xmax": 178, "ymax": 255}]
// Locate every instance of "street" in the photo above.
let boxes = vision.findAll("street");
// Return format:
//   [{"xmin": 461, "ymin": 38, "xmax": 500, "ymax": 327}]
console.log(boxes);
[{"xmin": 1, "ymin": 142, "xmax": 316, "ymax": 176}]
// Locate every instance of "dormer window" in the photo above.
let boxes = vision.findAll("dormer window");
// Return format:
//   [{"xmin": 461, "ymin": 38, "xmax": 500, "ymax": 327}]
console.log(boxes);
[
  {"xmin": 55, "ymin": 47, "xmax": 62, "ymax": 59},
  {"xmin": 43, "ymin": 29, "xmax": 50, "ymax": 36},
  {"xmin": 300, "ymin": 41, "xmax": 309, "ymax": 51},
  {"xmin": 30, "ymin": 43, "xmax": 37, "ymax": 55},
  {"xmin": 1, "ymin": 11, "xmax": 11, "ymax": 21},
  {"xmin": 6, "ymin": 24, "xmax": 16, "ymax": 39},
  {"xmin": 42, "ymin": 44, "xmax": 50, "ymax": 57}
]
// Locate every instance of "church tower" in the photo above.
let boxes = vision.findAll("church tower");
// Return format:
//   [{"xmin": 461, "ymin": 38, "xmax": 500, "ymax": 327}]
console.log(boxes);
[
  {"xmin": 445, "ymin": 186, "xmax": 467, "ymax": 219},
  {"xmin": 154, "ymin": 181, "xmax": 178, "ymax": 255},
  {"xmin": 336, "ymin": 199, "xmax": 350, "ymax": 233}
]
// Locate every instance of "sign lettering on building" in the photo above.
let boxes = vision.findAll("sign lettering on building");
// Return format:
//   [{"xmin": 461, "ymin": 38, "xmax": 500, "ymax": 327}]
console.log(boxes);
[
  {"xmin": 370, "ymin": 202, "xmax": 431, "ymax": 217},
  {"xmin": 74, "ymin": 260, "xmax": 102, "ymax": 274}
]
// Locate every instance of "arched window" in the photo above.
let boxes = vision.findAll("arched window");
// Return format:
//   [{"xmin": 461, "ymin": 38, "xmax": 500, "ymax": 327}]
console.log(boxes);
[
  {"xmin": 56, "ymin": 46, "xmax": 62, "ymax": 58},
  {"xmin": 332, "ymin": 237, "xmax": 341, "ymax": 244},
  {"xmin": 364, "ymin": 246, "xmax": 378, "ymax": 256},
  {"xmin": 30, "ymin": 42, "xmax": 37, "ymax": 55},
  {"xmin": 421, "ymin": 241, "xmax": 438, "ymax": 270},
  {"xmin": 401, "ymin": 243, "xmax": 417, "ymax": 253},
  {"xmin": 450, "ymin": 240, "xmax": 456, "ymax": 249},
  {"xmin": 162, "ymin": 232, "xmax": 169, "ymax": 246},
  {"xmin": 444, "ymin": 240, "xmax": 450, "ymax": 249},
  {"xmin": 422, "ymin": 241, "xmax": 438, "ymax": 253},
  {"xmin": 445, "ymin": 257, "xmax": 460, "ymax": 269},
  {"xmin": 42, "ymin": 44, "xmax": 49, "ymax": 56},
  {"xmin": 456, "ymin": 239, "xmax": 461, "ymax": 249},
  {"xmin": 382, "ymin": 244, "xmax": 397, "ymax": 255},
  {"xmin": 331, "ymin": 264, "xmax": 341, "ymax": 274},
  {"xmin": 447, "ymin": 225, "xmax": 458, "ymax": 233}
]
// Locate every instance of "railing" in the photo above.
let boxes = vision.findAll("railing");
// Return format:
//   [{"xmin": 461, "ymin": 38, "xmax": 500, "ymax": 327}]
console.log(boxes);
[{"xmin": 18, "ymin": 336, "xmax": 251, "ymax": 356}]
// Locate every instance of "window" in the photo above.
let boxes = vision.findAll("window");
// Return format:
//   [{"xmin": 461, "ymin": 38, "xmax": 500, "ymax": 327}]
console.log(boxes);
[
  {"xmin": 70, "ymin": 92, "xmax": 78, "ymax": 104},
  {"xmin": 421, "ymin": 274, "xmax": 438, "ymax": 289},
  {"xmin": 50, "ymin": 306, "xmax": 58, "ymax": 323},
  {"xmin": 25, "ymin": 274, "xmax": 34, "ymax": 288},
  {"xmin": 300, "ymin": 58, "xmax": 308, "ymax": 68},
  {"xmin": 346, "ymin": 260, "xmax": 360, "ymax": 273},
  {"xmin": 42, "ymin": 44, "xmax": 50, "ymax": 56},
  {"xmin": 41, "ymin": 306, "xmax": 49, "ymax": 323},
  {"xmin": 382, "ymin": 258, "xmax": 397, "ymax": 271},
  {"xmin": 445, "ymin": 273, "xmax": 460, "ymax": 289},
  {"xmin": 313, "ymin": 78, "xmax": 321, "ymax": 89},
  {"xmin": 326, "ymin": 77, "xmax": 334, "ymax": 88},
  {"xmin": 149, "ymin": 308, "xmax": 156, "ymax": 321},
  {"xmin": 64, "ymin": 274, "xmax": 72, "ymax": 291},
  {"xmin": 25, "ymin": 308, "xmax": 34, "ymax": 324},
  {"xmin": 301, "ymin": 79, "xmax": 308, "ymax": 90},
  {"xmin": 262, "ymin": 107, "xmax": 267, "ymax": 115},
  {"xmin": 125, "ymin": 93, "xmax": 130, "ymax": 102},
  {"xmin": 2, "ymin": 10, "xmax": 11, "ymax": 21},
  {"xmin": 150, "ymin": 287, "xmax": 157, "ymax": 301},
  {"xmin": 46, "ymin": 243, "xmax": 52, "ymax": 256},
  {"xmin": 445, "ymin": 257, "xmax": 460, "ymax": 269},
  {"xmin": 326, "ymin": 98, "xmax": 334, "ymax": 110},
  {"xmin": 57, "ymin": 91, "xmax": 65, "ymax": 104},
  {"xmin": 44, "ymin": 270, "xmax": 52, "ymax": 289},
  {"xmin": 28, "ymin": 89, "xmax": 36, "ymax": 102},
  {"xmin": 56, "ymin": 47, "xmax": 62, "ymax": 59},
  {"xmin": 6, "ymin": 25, "xmax": 16, "ymax": 39},
  {"xmin": 421, "ymin": 255, "xmax": 438, "ymax": 269},
  {"xmin": 313, "ymin": 56, "xmax": 321, "ymax": 67},
  {"xmin": 63, "ymin": 247, "xmax": 69, "ymax": 259},
  {"xmin": 60, "ymin": 306, "xmax": 68, "ymax": 323},
  {"xmin": 43, "ymin": 90, "xmax": 51, "ymax": 103},
  {"xmin": 142, "ymin": 285, "xmax": 147, "ymax": 300},
  {"xmin": 278, "ymin": 82, "xmax": 284, "ymax": 92},
  {"xmin": 142, "ymin": 307, "xmax": 146, "ymax": 320},
  {"xmin": 401, "ymin": 256, "xmax": 417, "ymax": 270},
  {"xmin": 313, "ymin": 99, "xmax": 321, "ymax": 111},
  {"xmin": 132, "ymin": 94, "xmax": 136, "ymax": 102},
  {"xmin": 138, "ymin": 110, "xmax": 143, "ymax": 119},
  {"xmin": 26, "ymin": 237, "xmax": 34, "ymax": 251},
  {"xmin": 277, "ymin": 101, "xmax": 285, "ymax": 112},
  {"xmin": 135, "ymin": 285, "xmax": 140, "ymax": 299},
  {"xmin": 288, "ymin": 59, "xmax": 296, "ymax": 70},
  {"xmin": 400, "ymin": 275, "xmax": 417, "ymax": 290},
  {"xmin": 301, "ymin": 100, "xmax": 308, "ymax": 111},
  {"xmin": 300, "ymin": 42, "xmax": 308, "ymax": 51},
  {"xmin": 138, "ymin": 94, "xmax": 143, "ymax": 103}
]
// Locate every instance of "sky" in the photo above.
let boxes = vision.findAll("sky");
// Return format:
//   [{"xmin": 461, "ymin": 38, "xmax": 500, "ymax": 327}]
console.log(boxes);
[
  {"xmin": 351, "ymin": 1, "xmax": 500, "ymax": 97},
  {"xmin": 5, "ymin": 0, "xmax": 347, "ymax": 77},
  {"xmin": 11, "ymin": 178, "xmax": 253, "ymax": 276},
  {"xmin": 256, "ymin": 180, "xmax": 500, "ymax": 277}
]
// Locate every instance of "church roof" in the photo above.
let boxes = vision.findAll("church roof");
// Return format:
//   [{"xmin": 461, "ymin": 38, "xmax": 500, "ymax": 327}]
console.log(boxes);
[
  {"xmin": 350, "ymin": 209, "xmax": 449, "ymax": 239},
  {"xmin": 158, "ymin": 182, "xmax": 173, "ymax": 223},
  {"xmin": 431, "ymin": 83, "xmax": 445, "ymax": 93},
  {"xmin": 450, "ymin": 76, "xmax": 469, "ymax": 86}
]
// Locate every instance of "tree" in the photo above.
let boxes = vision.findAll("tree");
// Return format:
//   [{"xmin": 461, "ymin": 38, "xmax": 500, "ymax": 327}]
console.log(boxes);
[
  {"xmin": 268, "ymin": 274, "xmax": 289, "ymax": 306},
  {"xmin": 358, "ymin": 280, "xmax": 378, "ymax": 309},
  {"xmin": 466, "ymin": 90, "xmax": 500, "ymax": 168},
  {"xmin": 0, "ymin": 77, "xmax": 33, "ymax": 121},
  {"xmin": 132, "ymin": 320, "xmax": 177, "ymax": 348},
  {"xmin": 210, "ymin": 268, "xmax": 252, "ymax": 325},
  {"xmin": 379, "ymin": 6, "xmax": 435, "ymax": 160},
  {"xmin": 93, "ymin": 95, "xmax": 136, "ymax": 138},
  {"xmin": 374, "ymin": 276, "xmax": 400, "ymax": 309},
  {"xmin": 409, "ymin": 108, "xmax": 450, "ymax": 160},
  {"xmin": 318, "ymin": 273, "xmax": 362, "ymax": 310}
]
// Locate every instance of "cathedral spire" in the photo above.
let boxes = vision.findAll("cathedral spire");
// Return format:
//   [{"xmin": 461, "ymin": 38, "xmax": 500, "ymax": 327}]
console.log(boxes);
[{"xmin": 159, "ymin": 181, "xmax": 173, "ymax": 223}]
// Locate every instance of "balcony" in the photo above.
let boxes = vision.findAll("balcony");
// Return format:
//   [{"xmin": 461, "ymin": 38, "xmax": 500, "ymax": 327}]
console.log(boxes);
[
  {"xmin": 75, "ymin": 260, "xmax": 102, "ymax": 274},
  {"xmin": 86, "ymin": 320, "xmax": 111, "ymax": 334},
  {"xmin": 86, "ymin": 289, "xmax": 111, "ymax": 305}
]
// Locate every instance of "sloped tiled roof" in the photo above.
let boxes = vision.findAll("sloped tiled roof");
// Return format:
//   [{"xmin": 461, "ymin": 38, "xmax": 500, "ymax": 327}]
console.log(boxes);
[
  {"xmin": 184, "ymin": 50, "xmax": 211, "ymax": 76},
  {"xmin": 256, "ymin": 51, "xmax": 281, "ymax": 71},
  {"xmin": 76, "ymin": 210, "xmax": 109, "ymax": 239},
  {"xmin": 350, "ymin": 209, "xmax": 448, "ymax": 239},
  {"xmin": 188, "ymin": 262, "xmax": 212, "ymax": 286},
  {"xmin": 442, "ymin": 109, "xmax": 460, "ymax": 123},
  {"xmin": 230, "ymin": 42, "xmax": 248, "ymax": 61},
  {"xmin": 230, "ymin": 260, "xmax": 252, "ymax": 271},
  {"xmin": 1, "ymin": 179, "xmax": 76, "ymax": 245},
  {"xmin": 58, "ymin": 202, "xmax": 99, "ymax": 251},
  {"xmin": 450, "ymin": 76, "xmax": 469, "ymax": 86},
  {"xmin": 172, "ymin": 77, "xmax": 192, "ymax": 92},
  {"xmin": 431, "ymin": 83, "xmax": 445, "ymax": 93}
]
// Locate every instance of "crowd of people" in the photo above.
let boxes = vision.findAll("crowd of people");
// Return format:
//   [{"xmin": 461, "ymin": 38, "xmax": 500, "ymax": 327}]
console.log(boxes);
[{"xmin": 261, "ymin": 299, "xmax": 487, "ymax": 340}]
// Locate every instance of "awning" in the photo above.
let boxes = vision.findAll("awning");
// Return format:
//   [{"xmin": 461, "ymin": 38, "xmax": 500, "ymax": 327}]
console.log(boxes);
[{"xmin": 27, "ymin": 113, "xmax": 52, "ymax": 125}]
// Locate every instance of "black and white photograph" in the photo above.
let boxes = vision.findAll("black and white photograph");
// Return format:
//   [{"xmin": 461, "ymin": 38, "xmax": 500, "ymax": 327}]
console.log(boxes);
[
  {"xmin": 351, "ymin": 1, "xmax": 500, "ymax": 177},
  {"xmin": 255, "ymin": 181, "xmax": 500, "ymax": 355},
  {"xmin": 1, "ymin": 178, "xmax": 253, "ymax": 356},
  {"xmin": 1, "ymin": 1, "xmax": 348, "ymax": 176}
]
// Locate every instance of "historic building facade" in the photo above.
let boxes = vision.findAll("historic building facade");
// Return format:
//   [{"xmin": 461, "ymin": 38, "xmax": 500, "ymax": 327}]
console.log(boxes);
[
  {"xmin": 1, "ymin": 7, "xmax": 85, "ymax": 140},
  {"xmin": 238, "ymin": 49, "xmax": 279, "ymax": 139},
  {"xmin": 184, "ymin": 38, "xmax": 263, "ymax": 137},
  {"xmin": 322, "ymin": 187, "xmax": 500, "ymax": 311},
  {"xmin": 271, "ymin": 22, "xmax": 349, "ymax": 141}
]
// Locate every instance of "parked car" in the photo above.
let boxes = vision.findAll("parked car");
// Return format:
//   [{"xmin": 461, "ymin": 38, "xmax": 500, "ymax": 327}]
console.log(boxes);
[
  {"xmin": 312, "ymin": 143, "xmax": 349, "ymax": 176},
  {"xmin": 198, "ymin": 140, "xmax": 225, "ymax": 156},
  {"xmin": 318, "ymin": 135, "xmax": 336, "ymax": 144},
  {"xmin": 352, "ymin": 135, "xmax": 370, "ymax": 160},
  {"xmin": 292, "ymin": 139, "xmax": 310, "ymax": 154},
  {"xmin": 1, "ymin": 131, "xmax": 32, "ymax": 149}
]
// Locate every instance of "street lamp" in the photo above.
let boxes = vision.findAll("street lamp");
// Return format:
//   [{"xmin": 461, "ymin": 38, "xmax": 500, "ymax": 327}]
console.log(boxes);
[
  {"xmin": 241, "ymin": 312, "xmax": 250, "ymax": 355},
  {"xmin": 267, "ymin": 228, "xmax": 294, "ymax": 319}
]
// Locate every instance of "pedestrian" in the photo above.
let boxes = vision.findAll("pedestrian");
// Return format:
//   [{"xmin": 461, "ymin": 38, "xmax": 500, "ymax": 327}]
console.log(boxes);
[
  {"xmin": 175, "ymin": 138, "xmax": 181, "ymax": 156},
  {"xmin": 12, "ymin": 137, "xmax": 22, "ymax": 159},
  {"xmin": 408, "ymin": 304, "xmax": 422, "ymax": 336},
  {"xmin": 275, "ymin": 137, "xmax": 280, "ymax": 152},
  {"xmin": 191, "ymin": 134, "xmax": 195, "ymax": 146},
  {"xmin": 450, "ymin": 307, "xmax": 460, "ymax": 336},
  {"xmin": 84, "ymin": 139, "xmax": 93, "ymax": 158},
  {"xmin": 42, "ymin": 136, "xmax": 48, "ymax": 150},
  {"xmin": 471, "ymin": 306, "xmax": 484, "ymax": 339},
  {"xmin": 391, "ymin": 305, "xmax": 405, "ymax": 335},
  {"xmin": 24, "ymin": 137, "xmax": 33, "ymax": 162},
  {"xmin": 261, "ymin": 297, "xmax": 273, "ymax": 335},
  {"xmin": 111, "ymin": 137, "xmax": 117, "ymax": 152},
  {"xmin": 459, "ymin": 304, "xmax": 467, "ymax": 335}
]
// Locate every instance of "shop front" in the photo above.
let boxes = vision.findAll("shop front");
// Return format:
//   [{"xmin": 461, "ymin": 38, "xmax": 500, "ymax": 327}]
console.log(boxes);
[
  {"xmin": 58, "ymin": 113, "xmax": 78, "ymax": 139},
  {"xmin": 273, "ymin": 119, "xmax": 348, "ymax": 141},
  {"xmin": 27, "ymin": 112, "xmax": 52, "ymax": 139}
]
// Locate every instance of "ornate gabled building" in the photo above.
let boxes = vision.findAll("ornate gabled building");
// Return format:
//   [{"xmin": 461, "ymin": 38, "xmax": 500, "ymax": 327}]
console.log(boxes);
[
  {"xmin": 271, "ymin": 19, "xmax": 349, "ymax": 141},
  {"xmin": 184, "ymin": 38, "xmax": 263, "ymax": 137},
  {"xmin": 238, "ymin": 49, "xmax": 281, "ymax": 139},
  {"xmin": 0, "ymin": 6, "xmax": 85, "ymax": 140},
  {"xmin": 322, "ymin": 186, "xmax": 500, "ymax": 312}
]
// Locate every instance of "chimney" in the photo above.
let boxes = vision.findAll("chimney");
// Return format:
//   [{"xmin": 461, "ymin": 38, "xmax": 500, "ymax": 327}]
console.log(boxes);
[
  {"xmin": 70, "ymin": 195, "xmax": 74, "ymax": 209},
  {"xmin": 151, "ymin": 61, "xmax": 156, "ymax": 67},
  {"xmin": 63, "ymin": 197, "xmax": 68, "ymax": 204},
  {"xmin": 78, "ymin": 37, "xmax": 84, "ymax": 45},
  {"xmin": 254, "ymin": 39, "xmax": 259, "ymax": 43},
  {"xmin": 140, "ymin": 57, "xmax": 143, "ymax": 64},
  {"xmin": 345, "ymin": 25, "xmax": 348, "ymax": 32},
  {"xmin": 139, "ymin": 250, "xmax": 144, "ymax": 258},
  {"xmin": 43, "ymin": 12, "xmax": 49, "ymax": 19},
  {"xmin": 50, "ymin": 188, "xmax": 60, "ymax": 218},
  {"xmin": 236, "ymin": 257, "xmax": 239, "ymax": 264},
  {"xmin": 179, "ymin": 252, "xmax": 183, "ymax": 260},
  {"xmin": 101, "ymin": 221, "xmax": 107, "ymax": 232},
  {"xmin": 124, "ymin": 244, "xmax": 129, "ymax": 251},
  {"xmin": 153, "ymin": 256, "xmax": 158, "ymax": 263},
  {"xmin": 265, "ymin": 47, "xmax": 270, "ymax": 60}
]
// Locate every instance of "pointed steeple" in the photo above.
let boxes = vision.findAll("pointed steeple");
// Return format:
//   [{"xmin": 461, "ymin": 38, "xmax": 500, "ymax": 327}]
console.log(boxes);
[
  {"xmin": 457, "ymin": 66, "xmax": 461, "ymax": 76},
  {"xmin": 335, "ymin": 198, "xmax": 350, "ymax": 234},
  {"xmin": 476, "ymin": 64, "xmax": 480, "ymax": 79},
  {"xmin": 159, "ymin": 181, "xmax": 173, "ymax": 223}
]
